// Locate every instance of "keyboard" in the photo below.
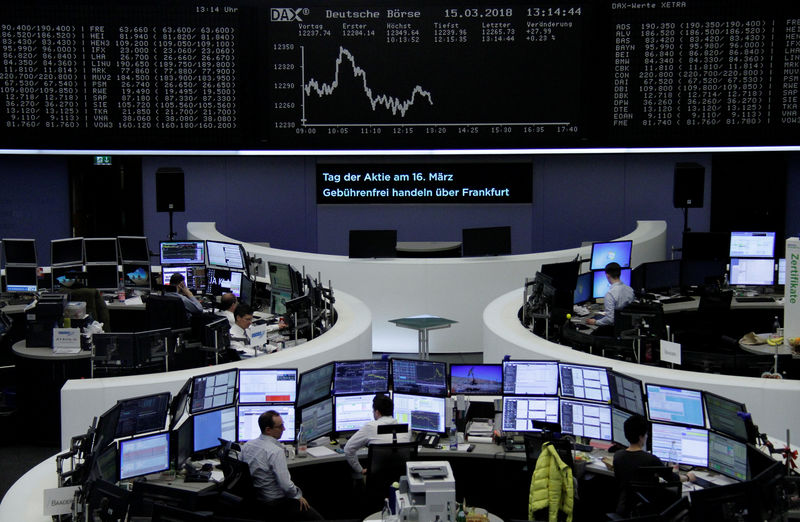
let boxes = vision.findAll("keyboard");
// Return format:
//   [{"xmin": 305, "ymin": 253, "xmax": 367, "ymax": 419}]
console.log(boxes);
[
  {"xmin": 660, "ymin": 296, "xmax": 694, "ymax": 304},
  {"xmin": 691, "ymin": 476, "xmax": 715, "ymax": 489},
  {"xmin": 735, "ymin": 296, "xmax": 775, "ymax": 303}
]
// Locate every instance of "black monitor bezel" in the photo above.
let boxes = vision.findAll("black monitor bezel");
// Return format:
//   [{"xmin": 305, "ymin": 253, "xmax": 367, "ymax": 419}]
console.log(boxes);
[
  {"xmin": 299, "ymin": 396, "xmax": 335, "ymax": 441},
  {"xmin": 83, "ymin": 237, "xmax": 119, "ymax": 265},
  {"xmin": 559, "ymin": 397, "xmax": 613, "ymax": 441},
  {"xmin": 1, "ymin": 238, "xmax": 37, "ymax": 266},
  {"xmin": 3, "ymin": 265, "xmax": 38, "ymax": 292},
  {"xmin": 115, "ymin": 391, "xmax": 172, "ymax": 440},
  {"xmin": 117, "ymin": 236, "xmax": 150, "ymax": 264},
  {"xmin": 84, "ymin": 264, "xmax": 120, "ymax": 291},
  {"xmin": 703, "ymin": 390, "xmax": 750, "ymax": 442},
  {"xmin": 191, "ymin": 405, "xmax": 237, "ymax": 453},
  {"xmin": 51, "ymin": 237, "xmax": 85, "ymax": 267}
]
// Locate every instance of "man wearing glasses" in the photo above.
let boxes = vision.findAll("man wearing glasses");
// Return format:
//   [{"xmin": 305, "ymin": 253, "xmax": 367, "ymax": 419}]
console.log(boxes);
[{"xmin": 240, "ymin": 410, "xmax": 323, "ymax": 520}]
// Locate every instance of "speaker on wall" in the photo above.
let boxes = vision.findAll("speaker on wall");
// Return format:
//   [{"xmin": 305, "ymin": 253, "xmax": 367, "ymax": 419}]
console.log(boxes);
[
  {"xmin": 155, "ymin": 167, "xmax": 185, "ymax": 213},
  {"xmin": 673, "ymin": 163, "xmax": 704, "ymax": 208}
]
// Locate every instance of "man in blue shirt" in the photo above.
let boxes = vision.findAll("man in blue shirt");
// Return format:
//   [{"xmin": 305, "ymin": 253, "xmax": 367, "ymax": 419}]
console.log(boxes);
[
  {"xmin": 164, "ymin": 272, "xmax": 203, "ymax": 318},
  {"xmin": 586, "ymin": 262, "xmax": 634, "ymax": 334}
]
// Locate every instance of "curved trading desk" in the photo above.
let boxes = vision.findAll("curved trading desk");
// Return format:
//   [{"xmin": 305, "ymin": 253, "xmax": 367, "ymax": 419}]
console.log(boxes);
[
  {"xmin": 188, "ymin": 220, "xmax": 667, "ymax": 354},
  {"xmin": 483, "ymin": 288, "xmax": 800, "ymax": 442}
]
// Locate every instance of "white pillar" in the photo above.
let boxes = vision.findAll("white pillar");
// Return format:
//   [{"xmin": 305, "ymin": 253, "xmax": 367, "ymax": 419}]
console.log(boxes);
[{"xmin": 785, "ymin": 238, "xmax": 800, "ymax": 341}]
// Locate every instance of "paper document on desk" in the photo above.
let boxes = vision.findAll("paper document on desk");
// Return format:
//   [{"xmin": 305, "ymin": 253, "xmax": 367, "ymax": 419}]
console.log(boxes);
[
  {"xmin": 466, "ymin": 420, "xmax": 493, "ymax": 437},
  {"xmin": 306, "ymin": 446, "xmax": 338, "ymax": 457},
  {"xmin": 123, "ymin": 296, "xmax": 143, "ymax": 306}
]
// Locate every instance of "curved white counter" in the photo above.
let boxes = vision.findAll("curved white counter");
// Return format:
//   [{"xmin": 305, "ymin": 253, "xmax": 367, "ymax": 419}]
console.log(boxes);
[
  {"xmin": 483, "ymin": 288, "xmax": 800, "ymax": 441},
  {"xmin": 59, "ymin": 289, "xmax": 371, "ymax": 450},
  {"xmin": 189, "ymin": 220, "xmax": 667, "ymax": 354}
]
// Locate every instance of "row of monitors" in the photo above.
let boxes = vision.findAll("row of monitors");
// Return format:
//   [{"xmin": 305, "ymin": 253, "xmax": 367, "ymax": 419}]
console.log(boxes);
[{"xmin": 684, "ymin": 231, "xmax": 778, "ymax": 261}]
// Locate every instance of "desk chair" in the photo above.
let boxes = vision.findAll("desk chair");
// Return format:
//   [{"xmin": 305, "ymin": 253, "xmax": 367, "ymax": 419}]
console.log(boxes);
[
  {"xmin": 85, "ymin": 479, "xmax": 131, "ymax": 522},
  {"xmin": 523, "ymin": 433, "xmax": 574, "ymax": 471},
  {"xmin": 146, "ymin": 294, "xmax": 189, "ymax": 330},
  {"xmin": 366, "ymin": 440, "xmax": 419, "ymax": 512},
  {"xmin": 215, "ymin": 455, "xmax": 262, "ymax": 520}
]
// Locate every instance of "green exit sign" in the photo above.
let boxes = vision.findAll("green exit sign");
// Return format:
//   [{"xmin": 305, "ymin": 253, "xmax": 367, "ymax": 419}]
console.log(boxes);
[{"xmin": 94, "ymin": 155, "xmax": 112, "ymax": 166}]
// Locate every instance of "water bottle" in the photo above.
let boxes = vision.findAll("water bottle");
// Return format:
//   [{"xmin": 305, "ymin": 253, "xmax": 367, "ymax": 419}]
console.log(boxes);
[
  {"xmin": 668, "ymin": 441, "xmax": 679, "ymax": 470},
  {"xmin": 297, "ymin": 423, "xmax": 307, "ymax": 457},
  {"xmin": 381, "ymin": 498, "xmax": 391, "ymax": 521},
  {"xmin": 449, "ymin": 421, "xmax": 458, "ymax": 451},
  {"xmin": 773, "ymin": 315, "xmax": 782, "ymax": 335}
]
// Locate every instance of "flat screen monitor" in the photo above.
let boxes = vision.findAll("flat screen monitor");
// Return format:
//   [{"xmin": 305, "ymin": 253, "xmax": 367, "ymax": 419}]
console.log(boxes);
[
  {"xmin": 192, "ymin": 406, "xmax": 236, "ymax": 453},
  {"xmin": 636, "ymin": 259, "xmax": 681, "ymax": 293},
  {"xmin": 51, "ymin": 237, "xmax": 84, "ymax": 266},
  {"xmin": 161, "ymin": 265, "xmax": 201, "ymax": 290},
  {"xmin": 118, "ymin": 432, "xmax": 170, "ymax": 480},
  {"xmin": 729, "ymin": 231, "xmax": 775, "ymax": 258},
  {"xmin": 393, "ymin": 393, "xmax": 447, "ymax": 434},
  {"xmin": 332, "ymin": 359, "xmax": 390, "ymax": 395},
  {"xmin": 391, "ymin": 358, "xmax": 447, "ymax": 398},
  {"xmin": 268, "ymin": 262, "xmax": 294, "ymax": 292},
  {"xmin": 590, "ymin": 240, "xmax": 633, "ymax": 271},
  {"xmin": 778, "ymin": 258, "xmax": 786, "ymax": 286},
  {"xmin": 297, "ymin": 363, "xmax": 334, "ymax": 408},
  {"xmin": 502, "ymin": 360, "xmax": 559, "ymax": 396},
  {"xmin": 680, "ymin": 259, "xmax": 727, "ymax": 288},
  {"xmin": 540, "ymin": 261, "xmax": 579, "ymax": 293},
  {"xmin": 170, "ymin": 378, "xmax": 192, "ymax": 428},
  {"xmin": 650, "ymin": 422, "xmax": 709, "ymax": 467},
  {"xmin": 172, "ymin": 418, "xmax": 193, "ymax": 468},
  {"xmin": 237, "ymin": 404, "xmax": 296, "ymax": 443},
  {"xmin": 239, "ymin": 368, "xmax": 298, "ymax": 404},
  {"xmin": 1, "ymin": 238, "xmax": 37, "ymax": 265},
  {"xmin": 334, "ymin": 394, "xmax": 375, "ymax": 432},
  {"xmin": 608, "ymin": 370, "xmax": 646, "ymax": 416},
  {"xmin": 349, "ymin": 229, "xmax": 397, "ymax": 258},
  {"xmin": 450, "ymin": 364, "xmax": 502, "ymax": 395},
  {"xmin": 117, "ymin": 236, "xmax": 150, "ymax": 263},
  {"xmin": 708, "ymin": 431, "xmax": 749, "ymax": 481},
  {"xmin": 682, "ymin": 231, "xmax": 730, "ymax": 261},
  {"xmin": 206, "ymin": 267, "xmax": 243, "ymax": 296},
  {"xmin": 84, "ymin": 264, "xmax": 120, "ymax": 291},
  {"xmin": 645, "ymin": 383, "xmax": 705, "ymax": 428},
  {"xmin": 592, "ymin": 269, "xmax": 632, "ymax": 299},
  {"xmin": 190, "ymin": 369, "xmax": 237, "ymax": 414},
  {"xmin": 573, "ymin": 272, "xmax": 593, "ymax": 305},
  {"xmin": 159, "ymin": 241, "xmax": 205, "ymax": 266},
  {"xmin": 93, "ymin": 403, "xmax": 121, "ymax": 453},
  {"xmin": 703, "ymin": 391, "xmax": 749, "ymax": 442},
  {"xmin": 115, "ymin": 392, "xmax": 171, "ymax": 439},
  {"xmin": 300, "ymin": 397, "xmax": 334, "ymax": 441},
  {"xmin": 206, "ymin": 240, "xmax": 245, "ymax": 270},
  {"xmin": 239, "ymin": 275, "xmax": 255, "ymax": 307},
  {"xmin": 462, "ymin": 226, "xmax": 511, "ymax": 257},
  {"xmin": 134, "ymin": 328, "xmax": 170, "ymax": 366},
  {"xmin": 729, "ymin": 258, "xmax": 775, "ymax": 286},
  {"xmin": 203, "ymin": 317, "xmax": 231, "ymax": 350},
  {"xmin": 501, "ymin": 396, "xmax": 559, "ymax": 432},
  {"xmin": 4, "ymin": 265, "xmax": 38, "ymax": 292},
  {"xmin": 93, "ymin": 332, "xmax": 136, "ymax": 368},
  {"xmin": 84, "ymin": 238, "xmax": 118, "ymax": 265},
  {"xmin": 558, "ymin": 363, "xmax": 610, "ymax": 403},
  {"xmin": 271, "ymin": 289, "xmax": 291, "ymax": 315},
  {"xmin": 89, "ymin": 442, "xmax": 119, "ymax": 484},
  {"xmin": 612, "ymin": 407, "xmax": 632, "ymax": 446},
  {"xmin": 560, "ymin": 398, "xmax": 612, "ymax": 441},
  {"xmin": 52, "ymin": 264, "xmax": 83, "ymax": 290},
  {"xmin": 122, "ymin": 263, "xmax": 150, "ymax": 289}
]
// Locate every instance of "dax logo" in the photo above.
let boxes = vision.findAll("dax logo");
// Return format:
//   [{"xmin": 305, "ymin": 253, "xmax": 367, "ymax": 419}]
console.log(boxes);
[{"xmin": 271, "ymin": 8, "xmax": 306, "ymax": 22}]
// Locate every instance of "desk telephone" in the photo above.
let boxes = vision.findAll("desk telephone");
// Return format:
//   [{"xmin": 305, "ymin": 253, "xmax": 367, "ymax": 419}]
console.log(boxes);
[
  {"xmin": 417, "ymin": 432, "xmax": 440, "ymax": 448},
  {"xmin": 183, "ymin": 462, "xmax": 212, "ymax": 483}
]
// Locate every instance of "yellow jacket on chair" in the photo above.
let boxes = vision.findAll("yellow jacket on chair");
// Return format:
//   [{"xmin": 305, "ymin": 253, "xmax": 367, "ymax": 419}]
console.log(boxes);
[{"xmin": 528, "ymin": 442, "xmax": 574, "ymax": 522}]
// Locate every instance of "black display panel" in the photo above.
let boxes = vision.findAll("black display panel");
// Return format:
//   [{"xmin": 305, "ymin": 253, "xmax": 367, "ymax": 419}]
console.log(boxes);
[
  {"xmin": 115, "ymin": 392, "xmax": 171, "ymax": 439},
  {"xmin": 1, "ymin": 2, "xmax": 800, "ymax": 152}
]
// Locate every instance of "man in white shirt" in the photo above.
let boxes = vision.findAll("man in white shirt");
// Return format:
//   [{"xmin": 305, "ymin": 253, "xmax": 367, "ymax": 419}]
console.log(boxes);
[
  {"xmin": 219, "ymin": 292, "xmax": 237, "ymax": 328},
  {"xmin": 229, "ymin": 303, "xmax": 254, "ymax": 353},
  {"xmin": 343, "ymin": 393, "xmax": 411, "ymax": 478}
]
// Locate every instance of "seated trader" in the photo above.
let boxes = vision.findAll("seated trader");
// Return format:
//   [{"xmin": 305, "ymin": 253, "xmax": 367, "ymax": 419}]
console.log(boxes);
[
  {"xmin": 219, "ymin": 292, "xmax": 238, "ymax": 327},
  {"xmin": 344, "ymin": 393, "xmax": 412, "ymax": 479},
  {"xmin": 586, "ymin": 261, "xmax": 634, "ymax": 335},
  {"xmin": 229, "ymin": 303, "xmax": 254, "ymax": 353},
  {"xmin": 165, "ymin": 272, "xmax": 203, "ymax": 318},
  {"xmin": 240, "ymin": 410, "xmax": 323, "ymax": 521},
  {"xmin": 613, "ymin": 414, "xmax": 695, "ymax": 515}
]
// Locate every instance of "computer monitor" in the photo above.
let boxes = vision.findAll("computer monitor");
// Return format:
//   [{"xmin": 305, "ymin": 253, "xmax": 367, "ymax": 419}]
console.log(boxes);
[
  {"xmin": 170, "ymin": 378, "xmax": 192, "ymax": 428},
  {"xmin": 205, "ymin": 267, "xmax": 243, "ymax": 296},
  {"xmin": 559, "ymin": 398, "xmax": 612, "ymax": 441},
  {"xmin": 270, "ymin": 289, "xmax": 291, "ymax": 315},
  {"xmin": 1, "ymin": 238, "xmax": 37, "ymax": 265},
  {"xmin": 268, "ymin": 262, "xmax": 294, "ymax": 292},
  {"xmin": 3, "ymin": 265, "xmax": 38, "ymax": 292},
  {"xmin": 117, "ymin": 236, "xmax": 150, "ymax": 263},
  {"xmin": 93, "ymin": 332, "xmax": 136, "ymax": 368},
  {"xmin": 239, "ymin": 275, "xmax": 255, "ymax": 307},
  {"xmin": 192, "ymin": 406, "xmax": 236, "ymax": 453},
  {"xmin": 190, "ymin": 369, "xmax": 237, "ymax": 414},
  {"xmin": 462, "ymin": 226, "xmax": 511, "ymax": 257},
  {"xmin": 708, "ymin": 431, "xmax": 749, "ymax": 481},
  {"xmin": 203, "ymin": 317, "xmax": 231, "ymax": 351},
  {"xmin": 84, "ymin": 264, "xmax": 120, "ymax": 291},
  {"xmin": 118, "ymin": 432, "xmax": 170, "ymax": 480},
  {"xmin": 172, "ymin": 418, "xmax": 193, "ymax": 468},
  {"xmin": 558, "ymin": 362, "xmax": 610, "ymax": 403},
  {"xmin": 592, "ymin": 269, "xmax": 632, "ymax": 299},
  {"xmin": 729, "ymin": 258, "xmax": 775, "ymax": 286},
  {"xmin": 778, "ymin": 258, "xmax": 786, "ymax": 286},
  {"xmin": 608, "ymin": 370, "xmax": 645, "ymax": 416},
  {"xmin": 84, "ymin": 238, "xmax": 118, "ymax": 265},
  {"xmin": 115, "ymin": 392, "xmax": 171, "ymax": 439},
  {"xmin": 300, "ymin": 397, "xmax": 334, "ymax": 441},
  {"xmin": 334, "ymin": 394, "xmax": 375, "ymax": 432},
  {"xmin": 206, "ymin": 240, "xmax": 245, "ymax": 270},
  {"xmin": 611, "ymin": 407, "xmax": 632, "ymax": 446},
  {"xmin": 237, "ymin": 404, "xmax": 296, "ymax": 442},
  {"xmin": 650, "ymin": 422, "xmax": 709, "ymax": 467},
  {"xmin": 703, "ymin": 391, "xmax": 749, "ymax": 442},
  {"xmin": 93, "ymin": 403, "xmax": 122, "ymax": 453},
  {"xmin": 590, "ymin": 240, "xmax": 633, "ymax": 271},
  {"xmin": 391, "ymin": 358, "xmax": 447, "ymax": 398},
  {"xmin": 51, "ymin": 237, "xmax": 84, "ymax": 266},
  {"xmin": 134, "ymin": 328, "xmax": 170, "ymax": 365},
  {"xmin": 393, "ymin": 393, "xmax": 447, "ymax": 434},
  {"xmin": 332, "ymin": 359, "xmax": 390, "ymax": 395},
  {"xmin": 573, "ymin": 272, "xmax": 593, "ymax": 305},
  {"xmin": 682, "ymin": 231, "xmax": 730, "ymax": 261},
  {"xmin": 239, "ymin": 368, "xmax": 298, "ymax": 404},
  {"xmin": 502, "ymin": 360, "xmax": 559, "ymax": 396},
  {"xmin": 450, "ymin": 364, "xmax": 502, "ymax": 396},
  {"xmin": 122, "ymin": 263, "xmax": 151, "ymax": 289},
  {"xmin": 729, "ymin": 231, "xmax": 775, "ymax": 258},
  {"xmin": 52, "ymin": 264, "xmax": 83, "ymax": 290},
  {"xmin": 645, "ymin": 383, "xmax": 705, "ymax": 428},
  {"xmin": 297, "ymin": 363, "xmax": 334, "ymax": 408},
  {"xmin": 159, "ymin": 241, "xmax": 205, "ymax": 266},
  {"xmin": 680, "ymin": 259, "xmax": 727, "ymax": 288},
  {"xmin": 349, "ymin": 229, "xmax": 397, "ymax": 258},
  {"xmin": 501, "ymin": 396, "xmax": 559, "ymax": 432},
  {"xmin": 161, "ymin": 265, "xmax": 201, "ymax": 290},
  {"xmin": 540, "ymin": 261, "xmax": 579, "ymax": 292},
  {"xmin": 88, "ymin": 442, "xmax": 119, "ymax": 484},
  {"xmin": 634, "ymin": 259, "xmax": 681, "ymax": 293}
]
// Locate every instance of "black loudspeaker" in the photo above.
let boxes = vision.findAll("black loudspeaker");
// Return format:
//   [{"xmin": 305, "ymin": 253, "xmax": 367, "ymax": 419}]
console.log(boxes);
[
  {"xmin": 673, "ymin": 163, "xmax": 704, "ymax": 208},
  {"xmin": 155, "ymin": 168, "xmax": 185, "ymax": 212}
]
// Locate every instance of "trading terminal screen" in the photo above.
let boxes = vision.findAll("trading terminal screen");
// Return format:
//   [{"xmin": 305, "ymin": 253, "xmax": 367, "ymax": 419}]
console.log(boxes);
[
  {"xmin": 502, "ymin": 360, "xmax": 559, "ymax": 396},
  {"xmin": 646, "ymin": 384, "xmax": 705, "ymax": 428},
  {"xmin": 560, "ymin": 398, "xmax": 612, "ymax": 441},
  {"xmin": 393, "ymin": 393, "xmax": 446, "ymax": 433},
  {"xmin": 729, "ymin": 258, "xmax": 775, "ymax": 286},
  {"xmin": 334, "ymin": 394, "xmax": 375, "ymax": 432},
  {"xmin": 332, "ymin": 360, "xmax": 389, "ymax": 395},
  {"xmin": 190, "ymin": 369, "xmax": 237, "ymax": 414},
  {"xmin": 558, "ymin": 363, "xmax": 610, "ymax": 403},
  {"xmin": 205, "ymin": 267, "xmax": 243, "ymax": 296},
  {"xmin": 193, "ymin": 406, "xmax": 236, "ymax": 452},
  {"xmin": 391, "ymin": 358, "xmax": 447, "ymax": 397},
  {"xmin": 160, "ymin": 241, "xmax": 206, "ymax": 266},
  {"xmin": 608, "ymin": 370, "xmax": 645, "ymax": 416},
  {"xmin": 729, "ymin": 232, "xmax": 776, "ymax": 258},
  {"xmin": 297, "ymin": 363, "xmax": 334, "ymax": 407},
  {"xmin": 118, "ymin": 432, "xmax": 170, "ymax": 481},
  {"xmin": 206, "ymin": 240, "xmax": 245, "ymax": 270},
  {"xmin": 704, "ymin": 392, "xmax": 749, "ymax": 442},
  {"xmin": 650, "ymin": 422, "xmax": 709, "ymax": 468},
  {"xmin": 237, "ymin": 404, "xmax": 296, "ymax": 443},
  {"xmin": 708, "ymin": 431, "xmax": 749, "ymax": 482},
  {"xmin": 300, "ymin": 397, "xmax": 334, "ymax": 441},
  {"xmin": 115, "ymin": 392, "xmax": 171, "ymax": 439},
  {"xmin": 501, "ymin": 396, "xmax": 559, "ymax": 432},
  {"xmin": 611, "ymin": 407, "xmax": 632, "ymax": 446},
  {"xmin": 239, "ymin": 368, "xmax": 298, "ymax": 404}
]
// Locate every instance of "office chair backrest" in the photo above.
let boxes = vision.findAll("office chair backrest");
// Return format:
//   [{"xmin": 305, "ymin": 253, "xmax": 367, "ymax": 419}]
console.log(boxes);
[
  {"xmin": 366, "ymin": 441, "xmax": 419, "ymax": 509},
  {"xmin": 220, "ymin": 455, "xmax": 254, "ymax": 499},
  {"xmin": 146, "ymin": 294, "xmax": 188, "ymax": 330},
  {"xmin": 523, "ymin": 433, "xmax": 574, "ymax": 471},
  {"xmin": 697, "ymin": 288, "xmax": 733, "ymax": 315}
]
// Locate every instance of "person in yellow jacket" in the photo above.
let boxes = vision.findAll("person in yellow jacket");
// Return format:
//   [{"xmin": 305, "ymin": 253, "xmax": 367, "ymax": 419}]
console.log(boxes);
[{"xmin": 528, "ymin": 441, "xmax": 574, "ymax": 522}]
